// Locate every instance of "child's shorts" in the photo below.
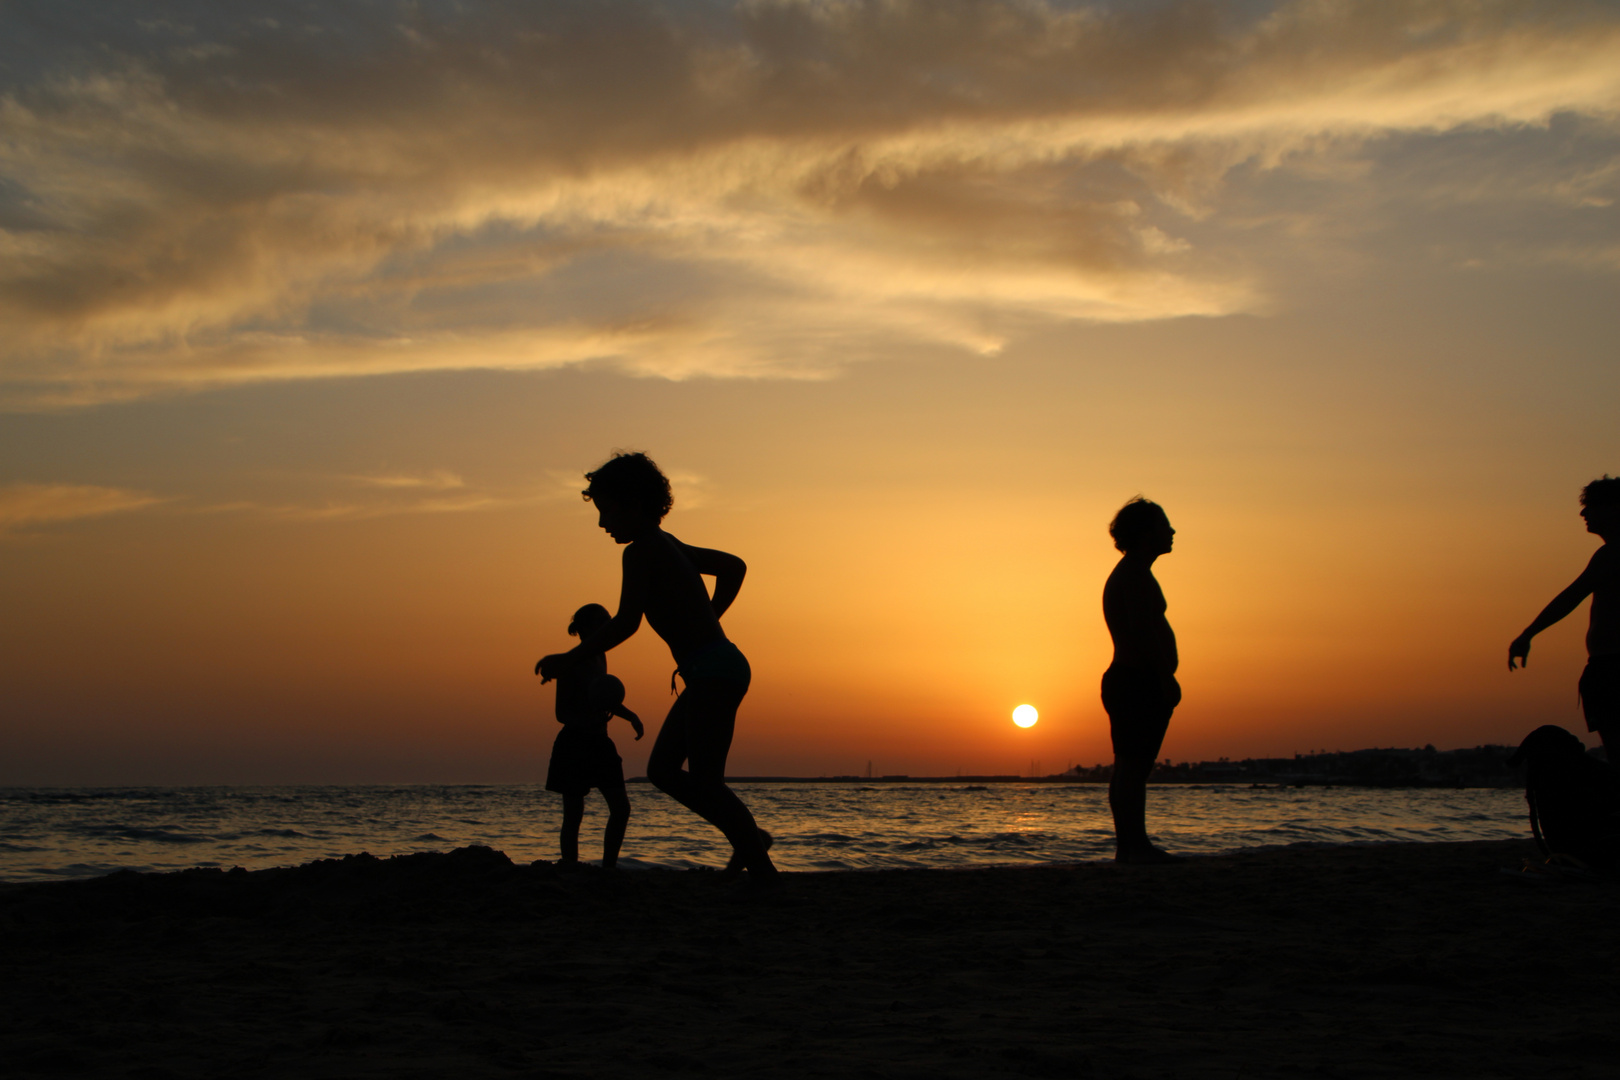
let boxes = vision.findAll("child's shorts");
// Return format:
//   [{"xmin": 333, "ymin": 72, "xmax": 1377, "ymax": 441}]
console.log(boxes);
[{"xmin": 545, "ymin": 723, "xmax": 624, "ymax": 795}]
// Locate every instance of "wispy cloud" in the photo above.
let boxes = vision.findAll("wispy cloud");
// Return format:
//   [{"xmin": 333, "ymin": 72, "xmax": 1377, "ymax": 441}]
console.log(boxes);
[
  {"xmin": 253, "ymin": 492, "xmax": 515, "ymax": 521},
  {"xmin": 346, "ymin": 469, "xmax": 466, "ymax": 491},
  {"xmin": 0, "ymin": 483, "xmax": 162, "ymax": 534},
  {"xmin": 199, "ymin": 469, "xmax": 553, "ymax": 521},
  {"xmin": 2, "ymin": 0, "xmax": 1618, "ymax": 407}
]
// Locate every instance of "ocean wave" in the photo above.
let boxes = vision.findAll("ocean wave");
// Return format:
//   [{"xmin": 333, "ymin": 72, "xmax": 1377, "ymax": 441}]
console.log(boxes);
[
  {"xmin": 75, "ymin": 825, "xmax": 215, "ymax": 844},
  {"xmin": 0, "ymin": 783, "xmax": 1528, "ymax": 882}
]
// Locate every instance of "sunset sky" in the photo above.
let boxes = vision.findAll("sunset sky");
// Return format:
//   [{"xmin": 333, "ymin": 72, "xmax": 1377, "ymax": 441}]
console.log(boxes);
[{"xmin": 3, "ymin": 0, "xmax": 1618, "ymax": 784}]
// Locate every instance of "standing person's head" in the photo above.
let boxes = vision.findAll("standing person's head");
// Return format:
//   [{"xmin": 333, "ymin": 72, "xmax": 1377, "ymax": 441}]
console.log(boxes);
[
  {"xmin": 1109, "ymin": 497, "xmax": 1174, "ymax": 556},
  {"xmin": 582, "ymin": 451, "xmax": 673, "ymax": 543},
  {"xmin": 1581, "ymin": 476, "xmax": 1620, "ymax": 539},
  {"xmin": 569, "ymin": 603, "xmax": 611, "ymax": 638}
]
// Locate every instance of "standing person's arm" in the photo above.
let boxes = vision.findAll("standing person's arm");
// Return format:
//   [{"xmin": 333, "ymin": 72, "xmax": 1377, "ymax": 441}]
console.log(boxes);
[
  {"xmin": 537, "ymin": 546, "xmax": 650, "ymax": 680},
  {"xmin": 677, "ymin": 542, "xmax": 747, "ymax": 619},
  {"xmin": 1509, "ymin": 552, "xmax": 1601, "ymax": 670}
]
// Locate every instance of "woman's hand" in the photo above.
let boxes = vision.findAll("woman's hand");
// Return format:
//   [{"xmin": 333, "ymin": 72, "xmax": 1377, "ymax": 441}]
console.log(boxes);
[{"xmin": 536, "ymin": 652, "xmax": 574, "ymax": 682}]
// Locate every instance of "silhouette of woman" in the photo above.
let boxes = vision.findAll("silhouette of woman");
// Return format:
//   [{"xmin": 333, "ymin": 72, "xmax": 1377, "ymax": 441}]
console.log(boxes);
[
  {"xmin": 536, "ymin": 452, "xmax": 777, "ymax": 885},
  {"xmin": 1101, "ymin": 498, "xmax": 1184, "ymax": 864},
  {"xmin": 541, "ymin": 603, "xmax": 643, "ymax": 869}
]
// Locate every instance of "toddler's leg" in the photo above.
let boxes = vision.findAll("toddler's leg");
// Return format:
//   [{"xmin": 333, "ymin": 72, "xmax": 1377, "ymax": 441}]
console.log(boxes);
[
  {"xmin": 560, "ymin": 792, "xmax": 585, "ymax": 864},
  {"xmin": 601, "ymin": 784, "xmax": 631, "ymax": 869}
]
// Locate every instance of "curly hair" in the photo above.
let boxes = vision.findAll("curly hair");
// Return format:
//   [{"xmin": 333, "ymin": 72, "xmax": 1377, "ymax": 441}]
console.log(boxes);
[
  {"xmin": 1108, "ymin": 497, "xmax": 1167, "ymax": 553},
  {"xmin": 582, "ymin": 451, "xmax": 674, "ymax": 520},
  {"xmin": 1581, "ymin": 475, "xmax": 1620, "ymax": 511}
]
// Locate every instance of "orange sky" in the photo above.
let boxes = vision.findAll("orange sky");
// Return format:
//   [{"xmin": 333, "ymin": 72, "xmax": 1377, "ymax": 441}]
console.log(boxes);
[{"xmin": 2, "ymin": 1, "xmax": 1618, "ymax": 783}]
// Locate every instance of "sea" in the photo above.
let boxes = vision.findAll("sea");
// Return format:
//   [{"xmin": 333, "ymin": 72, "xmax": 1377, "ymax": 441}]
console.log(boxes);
[{"xmin": 0, "ymin": 782, "xmax": 1531, "ymax": 883}]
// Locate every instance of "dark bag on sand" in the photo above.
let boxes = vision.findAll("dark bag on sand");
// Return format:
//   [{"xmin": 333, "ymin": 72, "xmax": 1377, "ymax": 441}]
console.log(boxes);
[{"xmin": 1508, "ymin": 725, "xmax": 1620, "ymax": 870}]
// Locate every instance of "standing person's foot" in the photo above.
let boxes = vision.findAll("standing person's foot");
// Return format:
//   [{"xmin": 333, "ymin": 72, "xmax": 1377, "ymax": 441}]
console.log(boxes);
[
  {"xmin": 721, "ymin": 828, "xmax": 774, "ymax": 878},
  {"xmin": 1115, "ymin": 846, "xmax": 1185, "ymax": 865}
]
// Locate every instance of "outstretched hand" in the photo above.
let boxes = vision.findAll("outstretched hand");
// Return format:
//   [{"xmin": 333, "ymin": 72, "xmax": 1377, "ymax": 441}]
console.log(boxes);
[{"xmin": 1508, "ymin": 634, "xmax": 1532, "ymax": 671}]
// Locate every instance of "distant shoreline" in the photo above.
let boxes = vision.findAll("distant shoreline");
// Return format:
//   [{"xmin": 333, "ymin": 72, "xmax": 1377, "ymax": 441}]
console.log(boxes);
[{"xmin": 684, "ymin": 742, "xmax": 1530, "ymax": 788}]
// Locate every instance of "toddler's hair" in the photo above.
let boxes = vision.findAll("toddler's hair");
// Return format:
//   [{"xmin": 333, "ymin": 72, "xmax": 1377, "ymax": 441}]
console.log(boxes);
[
  {"xmin": 1581, "ymin": 475, "xmax": 1620, "ymax": 510},
  {"xmin": 582, "ymin": 451, "xmax": 673, "ymax": 520},
  {"xmin": 568, "ymin": 603, "xmax": 611, "ymax": 636},
  {"xmin": 1108, "ymin": 497, "xmax": 1168, "ymax": 553}
]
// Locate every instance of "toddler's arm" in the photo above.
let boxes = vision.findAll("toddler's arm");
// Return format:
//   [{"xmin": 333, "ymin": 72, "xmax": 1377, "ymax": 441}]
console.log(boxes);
[{"xmin": 612, "ymin": 704, "xmax": 645, "ymax": 740}]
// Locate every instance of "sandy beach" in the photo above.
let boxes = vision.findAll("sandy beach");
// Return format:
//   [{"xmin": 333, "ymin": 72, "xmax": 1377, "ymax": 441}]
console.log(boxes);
[{"xmin": 2, "ymin": 838, "xmax": 1613, "ymax": 1079}]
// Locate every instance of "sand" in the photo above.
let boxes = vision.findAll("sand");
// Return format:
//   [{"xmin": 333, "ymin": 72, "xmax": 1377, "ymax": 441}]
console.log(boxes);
[{"xmin": 2, "ymin": 839, "xmax": 1614, "ymax": 1079}]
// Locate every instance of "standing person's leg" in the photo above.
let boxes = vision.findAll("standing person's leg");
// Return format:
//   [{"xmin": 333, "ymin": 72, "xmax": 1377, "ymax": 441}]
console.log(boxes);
[
  {"xmin": 1104, "ymin": 669, "xmax": 1175, "ymax": 862},
  {"xmin": 1108, "ymin": 749, "xmax": 1153, "ymax": 855},
  {"xmin": 647, "ymin": 680, "xmax": 775, "ymax": 877},
  {"xmin": 1581, "ymin": 658, "xmax": 1620, "ymax": 763},
  {"xmin": 600, "ymin": 784, "xmax": 630, "ymax": 869},
  {"xmin": 559, "ymin": 793, "xmax": 585, "ymax": 865}
]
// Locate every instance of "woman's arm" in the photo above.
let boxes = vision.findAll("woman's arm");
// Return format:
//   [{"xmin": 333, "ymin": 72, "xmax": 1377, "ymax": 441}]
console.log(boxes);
[
  {"xmin": 537, "ymin": 546, "xmax": 649, "ymax": 680},
  {"xmin": 580, "ymin": 544, "xmax": 650, "ymax": 652},
  {"xmin": 1509, "ymin": 553, "xmax": 1600, "ymax": 669},
  {"xmin": 677, "ymin": 541, "xmax": 747, "ymax": 618}
]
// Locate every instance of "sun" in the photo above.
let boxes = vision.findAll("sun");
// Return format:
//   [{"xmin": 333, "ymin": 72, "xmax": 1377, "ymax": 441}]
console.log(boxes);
[{"xmin": 1012, "ymin": 704, "xmax": 1038, "ymax": 728}]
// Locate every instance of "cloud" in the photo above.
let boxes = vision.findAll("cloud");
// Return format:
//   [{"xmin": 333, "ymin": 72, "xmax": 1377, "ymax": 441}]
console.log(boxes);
[
  {"xmin": 201, "ymin": 469, "xmax": 559, "ymax": 521},
  {"xmin": 254, "ymin": 492, "xmax": 514, "ymax": 521},
  {"xmin": 0, "ymin": 483, "xmax": 162, "ymax": 534},
  {"xmin": 347, "ymin": 469, "xmax": 466, "ymax": 491},
  {"xmin": 2, "ymin": 0, "xmax": 1619, "ymax": 407}
]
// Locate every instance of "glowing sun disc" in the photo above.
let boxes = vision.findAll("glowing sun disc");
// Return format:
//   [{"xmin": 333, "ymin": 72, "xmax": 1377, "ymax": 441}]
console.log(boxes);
[{"xmin": 1012, "ymin": 704, "xmax": 1039, "ymax": 728}]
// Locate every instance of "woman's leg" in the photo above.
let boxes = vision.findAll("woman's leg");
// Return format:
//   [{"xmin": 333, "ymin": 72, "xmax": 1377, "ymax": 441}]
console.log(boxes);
[
  {"xmin": 647, "ymin": 679, "xmax": 776, "ymax": 878},
  {"xmin": 559, "ymin": 792, "xmax": 585, "ymax": 864},
  {"xmin": 600, "ymin": 784, "xmax": 630, "ymax": 869}
]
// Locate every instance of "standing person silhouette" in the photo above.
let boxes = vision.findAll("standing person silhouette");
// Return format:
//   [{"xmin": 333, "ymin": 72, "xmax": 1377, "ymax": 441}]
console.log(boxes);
[
  {"xmin": 1101, "ymin": 498, "xmax": 1184, "ymax": 864},
  {"xmin": 1509, "ymin": 476, "xmax": 1620, "ymax": 758},
  {"xmin": 536, "ymin": 452, "xmax": 777, "ymax": 886},
  {"xmin": 540, "ymin": 603, "xmax": 643, "ymax": 869}
]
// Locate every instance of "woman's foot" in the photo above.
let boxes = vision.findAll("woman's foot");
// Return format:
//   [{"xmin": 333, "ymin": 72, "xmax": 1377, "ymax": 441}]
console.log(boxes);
[
  {"xmin": 721, "ymin": 828, "xmax": 774, "ymax": 878},
  {"xmin": 1115, "ymin": 845, "xmax": 1185, "ymax": 865},
  {"xmin": 727, "ymin": 870, "xmax": 784, "ymax": 902}
]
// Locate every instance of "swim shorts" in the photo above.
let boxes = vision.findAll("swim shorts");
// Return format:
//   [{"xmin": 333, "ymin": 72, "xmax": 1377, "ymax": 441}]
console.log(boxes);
[
  {"xmin": 1580, "ymin": 655, "xmax": 1620, "ymax": 734},
  {"xmin": 676, "ymin": 639, "xmax": 751, "ymax": 686},
  {"xmin": 1101, "ymin": 666, "xmax": 1180, "ymax": 760}
]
